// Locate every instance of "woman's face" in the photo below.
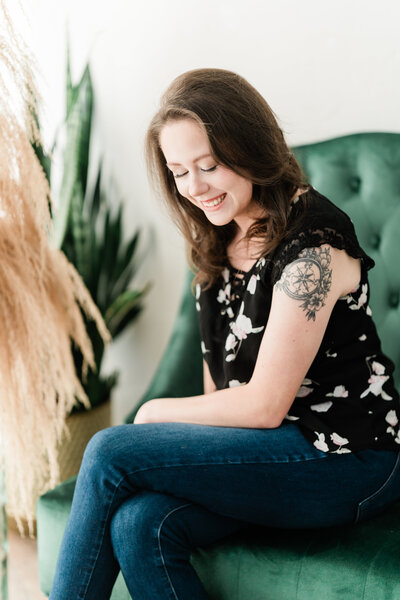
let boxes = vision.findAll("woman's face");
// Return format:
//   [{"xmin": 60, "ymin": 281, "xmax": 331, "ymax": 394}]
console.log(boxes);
[{"xmin": 159, "ymin": 118, "xmax": 260, "ymax": 232}]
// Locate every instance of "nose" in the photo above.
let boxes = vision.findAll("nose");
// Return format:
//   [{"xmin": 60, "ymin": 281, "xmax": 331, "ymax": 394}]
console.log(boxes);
[{"xmin": 188, "ymin": 172, "xmax": 209, "ymax": 198}]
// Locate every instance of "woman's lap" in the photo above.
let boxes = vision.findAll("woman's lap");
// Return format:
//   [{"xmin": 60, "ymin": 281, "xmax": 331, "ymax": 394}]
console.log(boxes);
[{"xmin": 85, "ymin": 421, "xmax": 400, "ymax": 528}]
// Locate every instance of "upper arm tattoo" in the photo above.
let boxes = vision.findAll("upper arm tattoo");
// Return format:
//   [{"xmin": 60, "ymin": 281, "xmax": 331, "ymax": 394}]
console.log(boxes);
[{"xmin": 275, "ymin": 246, "xmax": 332, "ymax": 321}]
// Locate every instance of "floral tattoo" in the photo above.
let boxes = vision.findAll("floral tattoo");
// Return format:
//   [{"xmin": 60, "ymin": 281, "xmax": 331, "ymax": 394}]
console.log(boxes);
[{"xmin": 275, "ymin": 247, "xmax": 332, "ymax": 321}]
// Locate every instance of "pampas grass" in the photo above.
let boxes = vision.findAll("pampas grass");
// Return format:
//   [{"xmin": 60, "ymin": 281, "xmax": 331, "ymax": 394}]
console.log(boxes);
[{"xmin": 0, "ymin": 1, "xmax": 110, "ymax": 535}]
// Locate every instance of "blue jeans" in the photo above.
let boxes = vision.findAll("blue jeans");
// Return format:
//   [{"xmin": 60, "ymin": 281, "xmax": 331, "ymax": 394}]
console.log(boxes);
[{"xmin": 49, "ymin": 422, "xmax": 400, "ymax": 600}]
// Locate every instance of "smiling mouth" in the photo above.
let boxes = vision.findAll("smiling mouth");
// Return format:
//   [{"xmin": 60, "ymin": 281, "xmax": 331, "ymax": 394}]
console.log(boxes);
[{"xmin": 202, "ymin": 194, "xmax": 226, "ymax": 208}]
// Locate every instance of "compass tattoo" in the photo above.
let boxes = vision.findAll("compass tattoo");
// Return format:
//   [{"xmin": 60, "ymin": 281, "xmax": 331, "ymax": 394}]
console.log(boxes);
[{"xmin": 275, "ymin": 246, "xmax": 332, "ymax": 321}]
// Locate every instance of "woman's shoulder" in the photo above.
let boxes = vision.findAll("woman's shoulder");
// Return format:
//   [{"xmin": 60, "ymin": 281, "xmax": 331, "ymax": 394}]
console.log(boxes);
[
  {"xmin": 269, "ymin": 187, "xmax": 374, "ymax": 285},
  {"xmin": 291, "ymin": 187, "xmax": 354, "ymax": 231}
]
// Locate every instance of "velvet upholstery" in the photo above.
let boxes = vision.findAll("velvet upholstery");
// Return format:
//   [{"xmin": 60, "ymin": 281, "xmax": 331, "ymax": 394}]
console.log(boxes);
[{"xmin": 37, "ymin": 132, "xmax": 400, "ymax": 599}]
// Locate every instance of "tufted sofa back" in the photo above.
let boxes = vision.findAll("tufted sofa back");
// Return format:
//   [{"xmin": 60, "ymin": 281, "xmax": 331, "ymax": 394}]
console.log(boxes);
[{"xmin": 294, "ymin": 133, "xmax": 400, "ymax": 390}]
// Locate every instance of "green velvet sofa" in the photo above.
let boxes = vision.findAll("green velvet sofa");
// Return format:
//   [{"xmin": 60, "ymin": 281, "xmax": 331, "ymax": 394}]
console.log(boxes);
[{"xmin": 37, "ymin": 132, "xmax": 400, "ymax": 599}]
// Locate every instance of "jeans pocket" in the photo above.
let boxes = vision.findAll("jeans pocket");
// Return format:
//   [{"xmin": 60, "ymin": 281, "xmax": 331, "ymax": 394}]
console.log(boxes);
[{"xmin": 355, "ymin": 452, "xmax": 400, "ymax": 524}]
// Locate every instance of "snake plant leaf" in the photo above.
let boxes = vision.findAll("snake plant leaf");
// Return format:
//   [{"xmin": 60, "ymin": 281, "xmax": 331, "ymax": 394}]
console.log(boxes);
[
  {"xmin": 53, "ymin": 63, "xmax": 93, "ymax": 249},
  {"xmin": 98, "ymin": 206, "xmax": 124, "ymax": 309},
  {"xmin": 70, "ymin": 182, "xmax": 93, "ymax": 280},
  {"xmin": 114, "ymin": 231, "xmax": 141, "ymax": 282},
  {"xmin": 66, "ymin": 35, "xmax": 74, "ymax": 118},
  {"xmin": 95, "ymin": 209, "xmax": 112, "ymax": 310},
  {"xmin": 104, "ymin": 287, "xmax": 149, "ymax": 339},
  {"xmin": 89, "ymin": 164, "xmax": 102, "ymax": 222},
  {"xmin": 106, "ymin": 230, "xmax": 142, "ymax": 304},
  {"xmin": 83, "ymin": 223, "xmax": 100, "ymax": 300}
]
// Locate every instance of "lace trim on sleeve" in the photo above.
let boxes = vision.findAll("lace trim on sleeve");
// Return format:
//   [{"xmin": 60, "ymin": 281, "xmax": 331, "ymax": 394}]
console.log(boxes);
[{"xmin": 271, "ymin": 227, "xmax": 375, "ymax": 286}]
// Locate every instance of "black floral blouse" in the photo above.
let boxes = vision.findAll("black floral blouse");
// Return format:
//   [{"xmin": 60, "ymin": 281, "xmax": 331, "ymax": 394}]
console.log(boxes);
[{"xmin": 196, "ymin": 188, "xmax": 400, "ymax": 453}]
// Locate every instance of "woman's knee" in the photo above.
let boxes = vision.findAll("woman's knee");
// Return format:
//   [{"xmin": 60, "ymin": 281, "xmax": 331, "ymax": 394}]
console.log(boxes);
[{"xmin": 82, "ymin": 425, "xmax": 127, "ymax": 471}]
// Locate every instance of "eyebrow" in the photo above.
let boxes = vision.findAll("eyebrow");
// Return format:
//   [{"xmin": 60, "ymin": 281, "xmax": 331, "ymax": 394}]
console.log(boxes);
[{"xmin": 166, "ymin": 153, "xmax": 213, "ymax": 167}]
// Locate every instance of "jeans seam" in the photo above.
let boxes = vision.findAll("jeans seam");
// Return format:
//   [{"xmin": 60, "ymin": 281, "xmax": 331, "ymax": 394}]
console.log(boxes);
[
  {"xmin": 79, "ymin": 476, "xmax": 130, "ymax": 599},
  {"xmin": 123, "ymin": 454, "xmax": 328, "ymax": 473},
  {"xmin": 157, "ymin": 502, "xmax": 193, "ymax": 600},
  {"xmin": 355, "ymin": 452, "xmax": 400, "ymax": 523}
]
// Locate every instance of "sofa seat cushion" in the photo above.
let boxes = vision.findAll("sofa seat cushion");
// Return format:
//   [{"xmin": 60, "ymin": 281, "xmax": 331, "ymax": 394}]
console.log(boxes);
[{"xmin": 37, "ymin": 476, "xmax": 400, "ymax": 599}]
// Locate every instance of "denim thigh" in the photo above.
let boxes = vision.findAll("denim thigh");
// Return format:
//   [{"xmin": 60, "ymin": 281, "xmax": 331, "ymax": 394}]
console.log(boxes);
[{"xmin": 85, "ymin": 422, "xmax": 400, "ymax": 529}]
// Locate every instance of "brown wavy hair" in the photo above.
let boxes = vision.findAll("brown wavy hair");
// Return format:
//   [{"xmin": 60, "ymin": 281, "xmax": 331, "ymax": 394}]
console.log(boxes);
[{"xmin": 146, "ymin": 68, "xmax": 308, "ymax": 287}]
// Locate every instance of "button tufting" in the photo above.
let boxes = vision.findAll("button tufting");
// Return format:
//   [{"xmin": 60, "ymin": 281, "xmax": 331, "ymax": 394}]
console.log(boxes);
[
  {"xmin": 389, "ymin": 291, "xmax": 399, "ymax": 309},
  {"xmin": 371, "ymin": 233, "xmax": 381, "ymax": 250},
  {"xmin": 349, "ymin": 175, "xmax": 361, "ymax": 193}
]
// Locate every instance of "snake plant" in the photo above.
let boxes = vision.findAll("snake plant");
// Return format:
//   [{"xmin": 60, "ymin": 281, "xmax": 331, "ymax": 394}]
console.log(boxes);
[{"xmin": 34, "ymin": 44, "xmax": 148, "ymax": 410}]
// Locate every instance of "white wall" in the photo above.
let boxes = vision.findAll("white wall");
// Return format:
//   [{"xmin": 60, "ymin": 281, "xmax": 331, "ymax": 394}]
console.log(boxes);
[{"xmin": 7, "ymin": 0, "xmax": 400, "ymax": 423}]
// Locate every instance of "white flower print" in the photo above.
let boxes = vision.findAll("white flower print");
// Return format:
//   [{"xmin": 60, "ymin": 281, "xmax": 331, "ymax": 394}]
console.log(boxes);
[
  {"xmin": 326, "ymin": 385, "xmax": 349, "ymax": 398},
  {"xmin": 343, "ymin": 284, "xmax": 372, "ymax": 315},
  {"xmin": 247, "ymin": 273, "xmax": 260, "ymax": 295},
  {"xmin": 372, "ymin": 361, "xmax": 385, "ymax": 376},
  {"xmin": 229, "ymin": 379, "xmax": 246, "ymax": 388},
  {"xmin": 225, "ymin": 302, "xmax": 264, "ymax": 362},
  {"xmin": 225, "ymin": 333, "xmax": 237, "ymax": 352},
  {"xmin": 361, "ymin": 374, "xmax": 392, "ymax": 400},
  {"xmin": 217, "ymin": 283, "xmax": 231, "ymax": 306},
  {"xmin": 231, "ymin": 314, "xmax": 254, "ymax": 340},
  {"xmin": 296, "ymin": 377, "xmax": 314, "ymax": 398},
  {"xmin": 285, "ymin": 413, "xmax": 300, "ymax": 421},
  {"xmin": 387, "ymin": 425, "xmax": 399, "ymax": 439},
  {"xmin": 359, "ymin": 334, "xmax": 367, "ymax": 341},
  {"xmin": 385, "ymin": 410, "xmax": 398, "ymax": 427},
  {"xmin": 360, "ymin": 358, "xmax": 393, "ymax": 400},
  {"xmin": 386, "ymin": 409, "xmax": 400, "ymax": 440},
  {"xmin": 314, "ymin": 432, "xmax": 329, "ymax": 452},
  {"xmin": 216, "ymin": 270, "xmax": 233, "ymax": 316},
  {"xmin": 195, "ymin": 284, "xmax": 201, "ymax": 312},
  {"xmin": 310, "ymin": 401, "xmax": 333, "ymax": 413},
  {"xmin": 255, "ymin": 257, "xmax": 266, "ymax": 270},
  {"xmin": 326, "ymin": 349, "xmax": 337, "ymax": 358},
  {"xmin": 330, "ymin": 432, "xmax": 349, "ymax": 450},
  {"xmin": 347, "ymin": 284, "xmax": 368, "ymax": 310},
  {"xmin": 200, "ymin": 341, "xmax": 209, "ymax": 355}
]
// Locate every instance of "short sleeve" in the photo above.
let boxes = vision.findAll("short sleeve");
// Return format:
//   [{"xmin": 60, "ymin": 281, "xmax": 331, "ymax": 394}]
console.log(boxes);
[{"xmin": 270, "ymin": 191, "xmax": 375, "ymax": 286}]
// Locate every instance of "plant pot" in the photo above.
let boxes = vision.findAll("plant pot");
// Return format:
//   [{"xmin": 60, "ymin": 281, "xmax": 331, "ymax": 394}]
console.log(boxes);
[{"xmin": 57, "ymin": 397, "xmax": 111, "ymax": 482}]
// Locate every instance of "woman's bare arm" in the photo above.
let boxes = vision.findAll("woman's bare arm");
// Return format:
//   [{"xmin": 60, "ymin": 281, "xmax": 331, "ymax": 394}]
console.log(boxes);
[{"xmin": 134, "ymin": 246, "xmax": 360, "ymax": 428}]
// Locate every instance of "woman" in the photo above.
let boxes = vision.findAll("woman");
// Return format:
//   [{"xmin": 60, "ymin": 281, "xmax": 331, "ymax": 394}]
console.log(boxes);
[{"xmin": 50, "ymin": 69, "xmax": 400, "ymax": 600}]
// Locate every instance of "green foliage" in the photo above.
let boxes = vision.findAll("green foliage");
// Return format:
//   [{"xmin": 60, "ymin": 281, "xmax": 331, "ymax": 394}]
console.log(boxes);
[{"xmin": 35, "ymin": 42, "xmax": 148, "ymax": 410}]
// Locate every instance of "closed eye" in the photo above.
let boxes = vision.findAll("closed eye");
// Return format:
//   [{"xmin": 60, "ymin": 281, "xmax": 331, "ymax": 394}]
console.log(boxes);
[{"xmin": 173, "ymin": 165, "xmax": 217, "ymax": 179}]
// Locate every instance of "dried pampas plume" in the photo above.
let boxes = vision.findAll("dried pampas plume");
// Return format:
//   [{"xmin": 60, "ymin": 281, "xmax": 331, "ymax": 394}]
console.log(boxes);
[{"xmin": 0, "ymin": 1, "xmax": 110, "ymax": 534}]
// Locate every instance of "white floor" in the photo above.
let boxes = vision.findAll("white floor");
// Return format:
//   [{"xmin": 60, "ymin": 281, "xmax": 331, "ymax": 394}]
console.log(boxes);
[{"xmin": 8, "ymin": 528, "xmax": 46, "ymax": 600}]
